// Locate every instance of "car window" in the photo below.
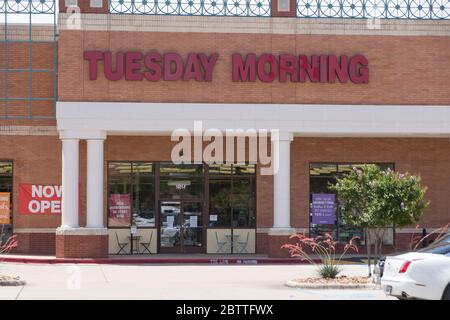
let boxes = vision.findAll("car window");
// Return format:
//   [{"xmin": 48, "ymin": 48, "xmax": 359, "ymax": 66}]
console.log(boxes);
[
  {"xmin": 417, "ymin": 243, "xmax": 450, "ymax": 255},
  {"xmin": 433, "ymin": 234, "xmax": 450, "ymax": 245}
]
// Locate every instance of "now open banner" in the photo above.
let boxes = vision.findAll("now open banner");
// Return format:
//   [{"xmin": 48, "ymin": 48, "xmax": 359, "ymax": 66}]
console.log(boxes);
[{"xmin": 19, "ymin": 184, "xmax": 62, "ymax": 215}]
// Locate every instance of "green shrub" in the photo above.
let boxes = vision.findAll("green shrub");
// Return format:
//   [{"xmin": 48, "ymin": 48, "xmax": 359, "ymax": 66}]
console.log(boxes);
[{"xmin": 318, "ymin": 264, "xmax": 341, "ymax": 279}]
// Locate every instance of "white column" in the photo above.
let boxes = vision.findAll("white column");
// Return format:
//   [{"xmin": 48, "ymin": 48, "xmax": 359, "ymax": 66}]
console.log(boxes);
[
  {"xmin": 271, "ymin": 131, "xmax": 293, "ymax": 230},
  {"xmin": 61, "ymin": 138, "xmax": 79, "ymax": 228},
  {"xmin": 86, "ymin": 138, "xmax": 105, "ymax": 228}
]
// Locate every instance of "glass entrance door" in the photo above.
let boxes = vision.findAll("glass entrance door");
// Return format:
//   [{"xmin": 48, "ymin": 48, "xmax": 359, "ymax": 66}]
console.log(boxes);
[
  {"xmin": 182, "ymin": 202, "xmax": 203, "ymax": 252},
  {"xmin": 159, "ymin": 200, "xmax": 204, "ymax": 253},
  {"xmin": 159, "ymin": 201, "xmax": 182, "ymax": 252}
]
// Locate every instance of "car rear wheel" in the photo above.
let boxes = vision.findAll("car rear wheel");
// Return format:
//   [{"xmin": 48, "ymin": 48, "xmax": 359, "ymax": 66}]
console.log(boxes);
[{"xmin": 443, "ymin": 284, "xmax": 450, "ymax": 300}]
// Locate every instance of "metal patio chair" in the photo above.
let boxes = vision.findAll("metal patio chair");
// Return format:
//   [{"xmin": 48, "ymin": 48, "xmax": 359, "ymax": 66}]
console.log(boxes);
[
  {"xmin": 235, "ymin": 232, "xmax": 250, "ymax": 254},
  {"xmin": 140, "ymin": 230, "xmax": 153, "ymax": 255},
  {"xmin": 115, "ymin": 232, "xmax": 128, "ymax": 255},
  {"xmin": 215, "ymin": 232, "xmax": 227, "ymax": 254}
]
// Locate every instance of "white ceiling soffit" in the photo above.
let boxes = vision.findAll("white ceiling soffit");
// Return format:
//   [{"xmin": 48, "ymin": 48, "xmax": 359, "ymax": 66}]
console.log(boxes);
[{"xmin": 56, "ymin": 102, "xmax": 450, "ymax": 138}]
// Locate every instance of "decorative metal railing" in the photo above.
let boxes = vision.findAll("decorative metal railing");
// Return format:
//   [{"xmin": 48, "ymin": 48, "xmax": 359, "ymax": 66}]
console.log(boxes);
[
  {"xmin": 109, "ymin": 0, "xmax": 272, "ymax": 16},
  {"xmin": 0, "ymin": 0, "xmax": 56, "ymax": 14},
  {"xmin": 296, "ymin": 0, "xmax": 450, "ymax": 19},
  {"xmin": 109, "ymin": 0, "xmax": 450, "ymax": 19}
]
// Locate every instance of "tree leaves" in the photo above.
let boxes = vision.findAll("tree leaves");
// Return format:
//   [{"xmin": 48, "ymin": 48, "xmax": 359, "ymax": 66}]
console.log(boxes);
[{"xmin": 330, "ymin": 165, "xmax": 429, "ymax": 229}]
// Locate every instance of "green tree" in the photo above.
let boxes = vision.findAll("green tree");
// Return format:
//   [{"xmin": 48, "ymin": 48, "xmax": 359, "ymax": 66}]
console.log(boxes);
[{"xmin": 330, "ymin": 165, "xmax": 429, "ymax": 276}]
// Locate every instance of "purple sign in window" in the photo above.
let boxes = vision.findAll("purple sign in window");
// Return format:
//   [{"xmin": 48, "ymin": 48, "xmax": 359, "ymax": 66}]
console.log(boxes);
[{"xmin": 311, "ymin": 193, "xmax": 336, "ymax": 225}]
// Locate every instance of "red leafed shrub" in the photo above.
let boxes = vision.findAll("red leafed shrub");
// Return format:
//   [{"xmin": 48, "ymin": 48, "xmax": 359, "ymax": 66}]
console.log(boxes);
[
  {"xmin": 282, "ymin": 233, "xmax": 359, "ymax": 278},
  {"xmin": 0, "ymin": 234, "xmax": 18, "ymax": 255}
]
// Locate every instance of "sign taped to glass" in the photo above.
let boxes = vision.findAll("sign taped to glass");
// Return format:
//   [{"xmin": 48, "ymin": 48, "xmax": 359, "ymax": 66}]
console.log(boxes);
[
  {"xmin": 109, "ymin": 194, "xmax": 132, "ymax": 227},
  {"xmin": 0, "ymin": 192, "xmax": 10, "ymax": 224},
  {"xmin": 311, "ymin": 193, "xmax": 336, "ymax": 225}
]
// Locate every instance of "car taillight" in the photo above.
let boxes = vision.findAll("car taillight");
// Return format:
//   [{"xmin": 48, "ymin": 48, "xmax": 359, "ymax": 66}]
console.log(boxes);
[{"xmin": 399, "ymin": 261, "xmax": 412, "ymax": 273}]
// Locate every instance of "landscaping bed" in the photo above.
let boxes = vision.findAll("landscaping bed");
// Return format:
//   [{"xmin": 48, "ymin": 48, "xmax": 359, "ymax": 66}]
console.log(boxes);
[
  {"xmin": 285, "ymin": 276, "xmax": 377, "ymax": 289},
  {"xmin": 0, "ymin": 275, "xmax": 26, "ymax": 286}
]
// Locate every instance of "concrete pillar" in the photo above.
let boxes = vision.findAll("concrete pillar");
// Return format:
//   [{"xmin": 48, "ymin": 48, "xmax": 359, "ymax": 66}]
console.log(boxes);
[
  {"xmin": 57, "ymin": 130, "xmax": 108, "ymax": 259},
  {"xmin": 267, "ymin": 131, "xmax": 295, "ymax": 258},
  {"xmin": 61, "ymin": 138, "xmax": 79, "ymax": 228},
  {"xmin": 271, "ymin": 131, "xmax": 293, "ymax": 229},
  {"xmin": 86, "ymin": 138, "xmax": 105, "ymax": 228}
]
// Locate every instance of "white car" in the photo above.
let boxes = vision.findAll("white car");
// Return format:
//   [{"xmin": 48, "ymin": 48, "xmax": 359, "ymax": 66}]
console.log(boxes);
[{"xmin": 381, "ymin": 243, "xmax": 450, "ymax": 300}]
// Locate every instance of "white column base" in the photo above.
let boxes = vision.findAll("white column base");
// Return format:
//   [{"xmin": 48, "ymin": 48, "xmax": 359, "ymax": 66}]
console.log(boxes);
[
  {"xmin": 56, "ymin": 227, "xmax": 108, "ymax": 236},
  {"xmin": 267, "ymin": 227, "xmax": 297, "ymax": 236}
]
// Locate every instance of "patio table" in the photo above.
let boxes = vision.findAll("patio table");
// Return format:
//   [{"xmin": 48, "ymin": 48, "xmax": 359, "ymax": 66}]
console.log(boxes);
[
  {"xmin": 225, "ymin": 234, "xmax": 240, "ymax": 253},
  {"xmin": 128, "ymin": 235, "xmax": 142, "ymax": 254}
]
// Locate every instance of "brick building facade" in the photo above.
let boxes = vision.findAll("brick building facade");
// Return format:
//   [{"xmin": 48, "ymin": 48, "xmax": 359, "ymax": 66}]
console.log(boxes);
[{"xmin": 1, "ymin": 1, "xmax": 449, "ymax": 258}]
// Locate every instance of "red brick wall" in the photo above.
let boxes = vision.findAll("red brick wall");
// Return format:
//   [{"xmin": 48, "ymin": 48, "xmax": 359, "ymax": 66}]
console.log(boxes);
[
  {"xmin": 0, "ymin": 135, "xmax": 62, "ymax": 229},
  {"xmin": 59, "ymin": 30, "xmax": 450, "ymax": 105},
  {"xmin": 1, "ymin": 135, "xmax": 448, "ymax": 255},
  {"xmin": 13, "ymin": 233, "xmax": 56, "ymax": 255},
  {"xmin": 56, "ymin": 234, "xmax": 108, "ymax": 258},
  {"xmin": 0, "ymin": 42, "xmax": 56, "ymax": 120},
  {"xmin": 104, "ymin": 136, "xmax": 450, "ymax": 232},
  {"xmin": 268, "ymin": 233, "xmax": 413, "ymax": 258},
  {"xmin": 291, "ymin": 138, "xmax": 450, "ymax": 229}
]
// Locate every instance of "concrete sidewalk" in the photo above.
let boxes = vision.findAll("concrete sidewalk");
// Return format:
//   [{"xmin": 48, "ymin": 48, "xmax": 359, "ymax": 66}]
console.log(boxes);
[
  {"xmin": 0, "ymin": 253, "xmax": 371, "ymax": 265},
  {"xmin": 0, "ymin": 262, "xmax": 394, "ymax": 300}
]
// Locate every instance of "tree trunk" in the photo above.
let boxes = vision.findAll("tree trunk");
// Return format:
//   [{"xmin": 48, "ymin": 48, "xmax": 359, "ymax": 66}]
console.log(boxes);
[
  {"xmin": 366, "ymin": 228, "xmax": 372, "ymax": 277},
  {"xmin": 374, "ymin": 229, "xmax": 379, "ymax": 264},
  {"xmin": 379, "ymin": 229, "xmax": 384, "ymax": 258}
]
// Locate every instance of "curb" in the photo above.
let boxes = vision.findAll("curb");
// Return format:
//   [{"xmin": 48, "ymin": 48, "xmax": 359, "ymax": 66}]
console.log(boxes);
[
  {"xmin": 0, "ymin": 257, "xmax": 322, "ymax": 265},
  {"xmin": 285, "ymin": 279, "xmax": 378, "ymax": 290}
]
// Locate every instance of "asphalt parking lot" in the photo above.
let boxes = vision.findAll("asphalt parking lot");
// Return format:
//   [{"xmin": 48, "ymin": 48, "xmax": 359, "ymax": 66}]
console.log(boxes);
[{"xmin": 0, "ymin": 262, "xmax": 394, "ymax": 300}]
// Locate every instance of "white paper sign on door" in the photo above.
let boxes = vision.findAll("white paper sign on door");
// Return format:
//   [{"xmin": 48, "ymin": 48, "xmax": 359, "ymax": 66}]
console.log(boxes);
[
  {"xmin": 189, "ymin": 215, "xmax": 198, "ymax": 228},
  {"xmin": 167, "ymin": 215, "xmax": 174, "ymax": 228}
]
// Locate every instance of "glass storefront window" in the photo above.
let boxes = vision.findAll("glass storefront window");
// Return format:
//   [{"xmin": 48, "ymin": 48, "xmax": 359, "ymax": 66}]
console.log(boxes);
[
  {"xmin": 309, "ymin": 162, "xmax": 395, "ymax": 244},
  {"xmin": 0, "ymin": 162, "xmax": 13, "ymax": 244},
  {"xmin": 132, "ymin": 164, "xmax": 154, "ymax": 227},
  {"xmin": 159, "ymin": 163, "xmax": 203, "ymax": 200},
  {"xmin": 209, "ymin": 164, "xmax": 233, "ymax": 175},
  {"xmin": 107, "ymin": 162, "xmax": 256, "ymax": 255},
  {"xmin": 209, "ymin": 179, "xmax": 231, "ymax": 227},
  {"xmin": 108, "ymin": 162, "xmax": 155, "ymax": 227},
  {"xmin": 209, "ymin": 164, "xmax": 256, "ymax": 228}
]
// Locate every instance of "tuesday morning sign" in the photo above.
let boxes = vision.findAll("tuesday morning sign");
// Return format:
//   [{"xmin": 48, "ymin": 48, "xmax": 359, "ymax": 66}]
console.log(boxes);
[{"xmin": 83, "ymin": 51, "xmax": 369, "ymax": 84}]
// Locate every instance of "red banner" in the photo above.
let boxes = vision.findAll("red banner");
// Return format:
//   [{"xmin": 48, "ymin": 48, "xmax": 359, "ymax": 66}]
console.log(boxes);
[
  {"xmin": 0, "ymin": 192, "xmax": 10, "ymax": 224},
  {"xmin": 109, "ymin": 194, "xmax": 131, "ymax": 227},
  {"xmin": 19, "ymin": 184, "xmax": 62, "ymax": 215}
]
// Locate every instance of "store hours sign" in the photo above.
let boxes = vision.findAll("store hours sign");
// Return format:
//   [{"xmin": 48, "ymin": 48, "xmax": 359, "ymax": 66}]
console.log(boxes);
[{"xmin": 311, "ymin": 193, "xmax": 336, "ymax": 225}]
